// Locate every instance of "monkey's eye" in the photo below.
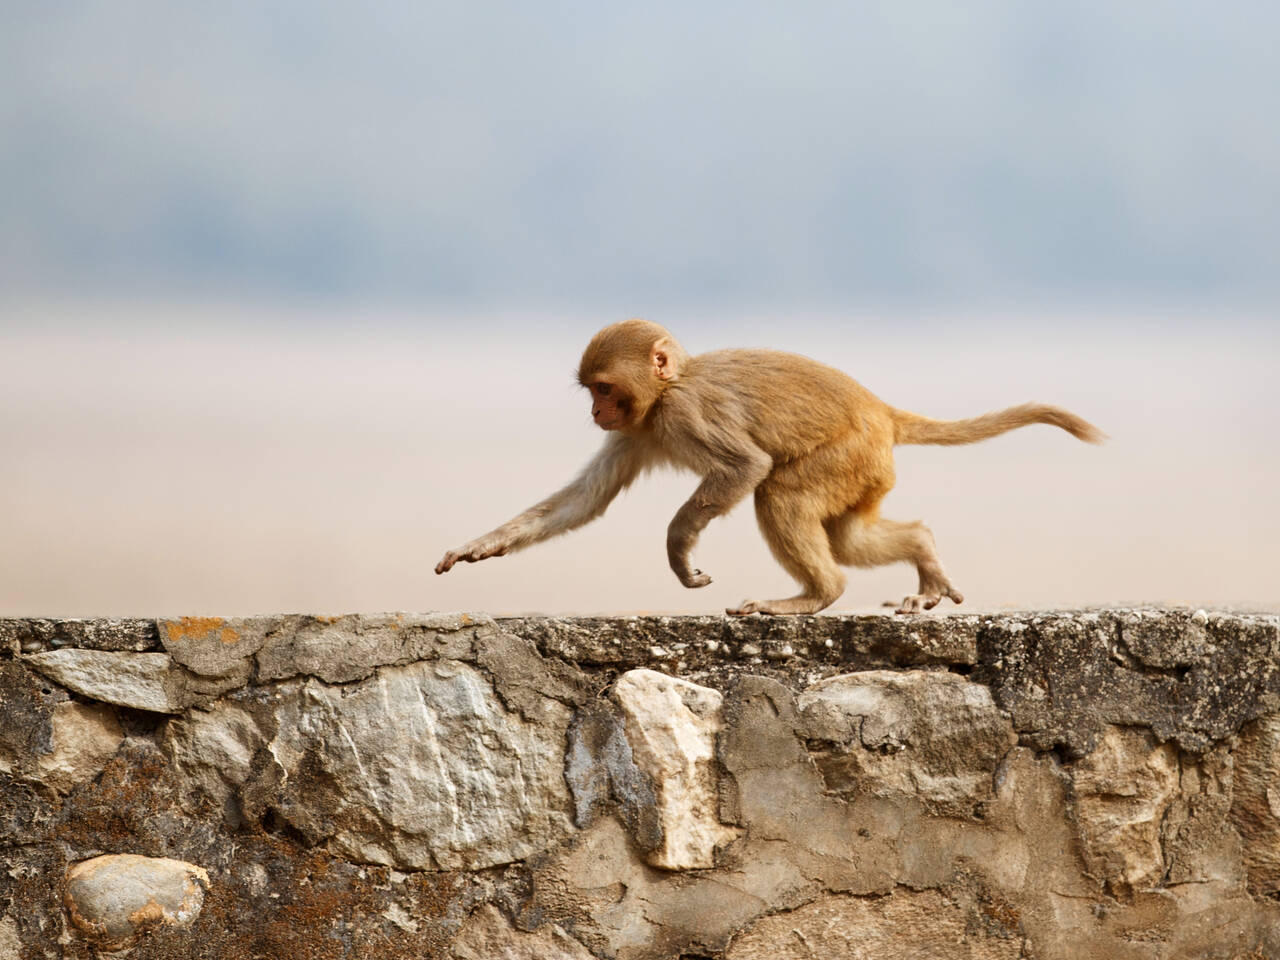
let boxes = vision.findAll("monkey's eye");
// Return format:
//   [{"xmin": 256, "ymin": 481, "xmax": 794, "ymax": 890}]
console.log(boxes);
[{"xmin": 595, "ymin": 384, "xmax": 612, "ymax": 397}]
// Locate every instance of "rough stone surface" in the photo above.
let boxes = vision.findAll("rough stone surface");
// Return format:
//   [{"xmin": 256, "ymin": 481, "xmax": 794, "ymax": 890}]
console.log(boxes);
[
  {"xmin": 167, "ymin": 659, "xmax": 574, "ymax": 870},
  {"xmin": 974, "ymin": 610, "xmax": 1280, "ymax": 754},
  {"xmin": 64, "ymin": 854, "xmax": 210, "ymax": 949},
  {"xmin": 158, "ymin": 615, "xmax": 275, "ymax": 678},
  {"xmin": 0, "ymin": 916, "xmax": 20, "ymax": 956},
  {"xmin": 1070, "ymin": 725, "xmax": 1180, "ymax": 896},
  {"xmin": 251, "ymin": 612, "xmax": 488, "ymax": 684},
  {"xmin": 725, "ymin": 889, "xmax": 1024, "ymax": 959},
  {"xmin": 36, "ymin": 700, "xmax": 124, "ymax": 794},
  {"xmin": 451, "ymin": 904, "xmax": 595, "ymax": 960},
  {"xmin": 611, "ymin": 669, "xmax": 740, "ymax": 869},
  {"xmin": 2, "ymin": 609, "xmax": 1280, "ymax": 959},
  {"xmin": 22, "ymin": 649, "xmax": 191, "ymax": 713},
  {"xmin": 1231, "ymin": 712, "xmax": 1280, "ymax": 894},
  {"xmin": 0, "ymin": 617, "xmax": 159, "ymax": 653},
  {"xmin": 797, "ymin": 669, "xmax": 1017, "ymax": 817}
]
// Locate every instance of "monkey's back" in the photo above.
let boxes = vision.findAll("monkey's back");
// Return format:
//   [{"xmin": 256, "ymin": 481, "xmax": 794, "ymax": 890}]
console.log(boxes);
[{"xmin": 674, "ymin": 349, "xmax": 894, "ymax": 461}]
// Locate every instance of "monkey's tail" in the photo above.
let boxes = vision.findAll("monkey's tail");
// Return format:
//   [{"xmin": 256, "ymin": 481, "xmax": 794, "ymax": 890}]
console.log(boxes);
[{"xmin": 891, "ymin": 403, "xmax": 1105, "ymax": 446}]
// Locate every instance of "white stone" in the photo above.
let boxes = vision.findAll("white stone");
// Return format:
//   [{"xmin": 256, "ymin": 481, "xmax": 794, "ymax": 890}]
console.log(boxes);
[
  {"xmin": 38, "ymin": 701, "xmax": 123, "ymax": 794},
  {"xmin": 22, "ymin": 649, "xmax": 188, "ymax": 713},
  {"xmin": 166, "ymin": 659, "xmax": 575, "ymax": 871},
  {"xmin": 64, "ymin": 854, "xmax": 210, "ymax": 949},
  {"xmin": 612, "ymin": 668, "xmax": 739, "ymax": 869},
  {"xmin": 1070, "ymin": 725, "xmax": 1178, "ymax": 894}
]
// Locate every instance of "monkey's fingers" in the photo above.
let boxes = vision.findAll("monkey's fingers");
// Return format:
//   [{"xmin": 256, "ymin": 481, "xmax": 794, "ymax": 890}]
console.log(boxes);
[
  {"xmin": 435, "ymin": 546, "xmax": 478, "ymax": 574},
  {"xmin": 679, "ymin": 569, "xmax": 713, "ymax": 589},
  {"xmin": 894, "ymin": 588, "xmax": 964, "ymax": 614},
  {"xmin": 437, "ymin": 539, "xmax": 512, "ymax": 574}
]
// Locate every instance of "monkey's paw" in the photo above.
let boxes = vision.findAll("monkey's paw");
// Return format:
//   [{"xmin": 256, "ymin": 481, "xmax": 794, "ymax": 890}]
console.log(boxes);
[
  {"xmin": 894, "ymin": 587, "xmax": 964, "ymax": 615},
  {"xmin": 434, "ymin": 540, "xmax": 507, "ymax": 574},
  {"xmin": 678, "ymin": 569, "xmax": 713, "ymax": 589}
]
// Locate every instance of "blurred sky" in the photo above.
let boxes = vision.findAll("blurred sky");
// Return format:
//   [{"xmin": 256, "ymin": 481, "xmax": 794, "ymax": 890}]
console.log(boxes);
[
  {"xmin": 0, "ymin": 2, "xmax": 1277, "ymax": 615},
  {"xmin": 3, "ymin": 0, "xmax": 1279, "ymax": 313}
]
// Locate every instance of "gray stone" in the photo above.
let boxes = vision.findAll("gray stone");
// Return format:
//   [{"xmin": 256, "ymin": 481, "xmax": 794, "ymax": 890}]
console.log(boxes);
[
  {"xmin": 977, "ymin": 611, "xmax": 1280, "ymax": 755},
  {"xmin": 564, "ymin": 700, "xmax": 662, "ymax": 852},
  {"xmin": 253, "ymin": 612, "xmax": 489, "ymax": 683},
  {"xmin": 158, "ymin": 615, "xmax": 274, "ymax": 677},
  {"xmin": 64, "ymin": 854, "xmax": 210, "ymax": 949},
  {"xmin": 22, "ymin": 649, "xmax": 190, "ymax": 713},
  {"xmin": 797, "ymin": 670, "xmax": 1017, "ymax": 816},
  {"xmin": 0, "ymin": 617, "xmax": 158, "ymax": 653},
  {"xmin": 164, "ymin": 703, "xmax": 264, "ymax": 824},
  {"xmin": 500, "ymin": 612, "xmax": 982, "ymax": 668}
]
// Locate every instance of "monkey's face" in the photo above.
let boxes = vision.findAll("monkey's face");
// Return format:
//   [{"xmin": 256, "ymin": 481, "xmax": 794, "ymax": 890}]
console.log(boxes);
[
  {"xmin": 579, "ymin": 320, "xmax": 683, "ymax": 432},
  {"xmin": 588, "ymin": 381, "xmax": 633, "ymax": 431}
]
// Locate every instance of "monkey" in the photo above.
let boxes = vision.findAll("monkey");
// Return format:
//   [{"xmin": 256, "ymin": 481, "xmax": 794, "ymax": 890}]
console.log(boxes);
[{"xmin": 435, "ymin": 319, "xmax": 1103, "ymax": 615}]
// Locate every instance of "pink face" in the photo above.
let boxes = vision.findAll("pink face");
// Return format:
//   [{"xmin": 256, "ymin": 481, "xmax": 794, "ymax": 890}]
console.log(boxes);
[{"xmin": 589, "ymin": 381, "xmax": 631, "ymax": 430}]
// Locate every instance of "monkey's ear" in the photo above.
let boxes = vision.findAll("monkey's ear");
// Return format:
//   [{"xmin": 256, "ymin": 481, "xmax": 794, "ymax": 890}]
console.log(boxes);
[{"xmin": 652, "ymin": 337, "xmax": 680, "ymax": 381}]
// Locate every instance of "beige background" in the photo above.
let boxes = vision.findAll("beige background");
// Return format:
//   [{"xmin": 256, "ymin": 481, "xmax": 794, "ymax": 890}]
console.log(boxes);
[{"xmin": 2, "ymin": 303, "xmax": 1274, "ymax": 617}]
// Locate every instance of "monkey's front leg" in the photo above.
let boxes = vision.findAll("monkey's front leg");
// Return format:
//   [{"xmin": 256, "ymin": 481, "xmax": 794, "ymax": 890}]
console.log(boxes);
[
  {"xmin": 436, "ymin": 435, "xmax": 645, "ymax": 576},
  {"xmin": 667, "ymin": 499, "xmax": 715, "ymax": 588},
  {"xmin": 667, "ymin": 464, "xmax": 768, "ymax": 589}
]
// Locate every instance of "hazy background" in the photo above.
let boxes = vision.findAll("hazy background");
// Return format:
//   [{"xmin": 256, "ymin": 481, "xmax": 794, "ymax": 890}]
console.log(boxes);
[{"xmin": 1, "ymin": 2, "xmax": 1276, "ymax": 616}]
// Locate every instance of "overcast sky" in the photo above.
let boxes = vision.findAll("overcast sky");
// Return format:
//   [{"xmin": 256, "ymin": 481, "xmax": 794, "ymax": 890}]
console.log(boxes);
[{"xmin": 3, "ymin": 1, "xmax": 1279, "ymax": 318}]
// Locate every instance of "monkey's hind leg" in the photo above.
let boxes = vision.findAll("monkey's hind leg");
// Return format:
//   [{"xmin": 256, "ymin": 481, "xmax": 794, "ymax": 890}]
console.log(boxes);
[
  {"xmin": 827, "ymin": 509, "xmax": 964, "ymax": 614},
  {"xmin": 729, "ymin": 492, "xmax": 846, "ymax": 616}
]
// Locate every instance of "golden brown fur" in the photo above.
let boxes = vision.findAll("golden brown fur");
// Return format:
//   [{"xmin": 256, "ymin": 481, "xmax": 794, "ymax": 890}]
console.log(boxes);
[{"xmin": 436, "ymin": 319, "xmax": 1103, "ymax": 615}]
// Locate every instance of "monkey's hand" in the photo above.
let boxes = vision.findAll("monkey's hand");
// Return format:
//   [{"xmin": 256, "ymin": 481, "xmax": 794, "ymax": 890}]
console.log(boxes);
[
  {"xmin": 667, "ymin": 541, "xmax": 713, "ymax": 587},
  {"xmin": 668, "ymin": 556, "xmax": 713, "ymax": 589},
  {"xmin": 680, "ymin": 569, "xmax": 713, "ymax": 589},
  {"xmin": 434, "ymin": 536, "xmax": 509, "ymax": 574}
]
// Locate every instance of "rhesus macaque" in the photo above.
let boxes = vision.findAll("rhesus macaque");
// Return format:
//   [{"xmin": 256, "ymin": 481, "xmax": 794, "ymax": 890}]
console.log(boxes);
[{"xmin": 435, "ymin": 319, "xmax": 1103, "ymax": 615}]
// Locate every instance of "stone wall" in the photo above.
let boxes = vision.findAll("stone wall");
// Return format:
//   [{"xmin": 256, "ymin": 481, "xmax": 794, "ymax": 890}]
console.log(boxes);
[{"xmin": 1, "ymin": 610, "xmax": 1279, "ymax": 959}]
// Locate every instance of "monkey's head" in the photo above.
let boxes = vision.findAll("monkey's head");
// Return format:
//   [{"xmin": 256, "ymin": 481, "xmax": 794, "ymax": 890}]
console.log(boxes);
[{"xmin": 578, "ymin": 319, "xmax": 687, "ymax": 431}]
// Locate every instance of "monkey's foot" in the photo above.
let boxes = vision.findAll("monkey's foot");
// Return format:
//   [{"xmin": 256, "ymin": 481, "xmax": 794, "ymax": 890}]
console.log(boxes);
[
  {"xmin": 894, "ymin": 587, "xmax": 964, "ymax": 615},
  {"xmin": 728, "ymin": 597, "xmax": 830, "ymax": 616}
]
